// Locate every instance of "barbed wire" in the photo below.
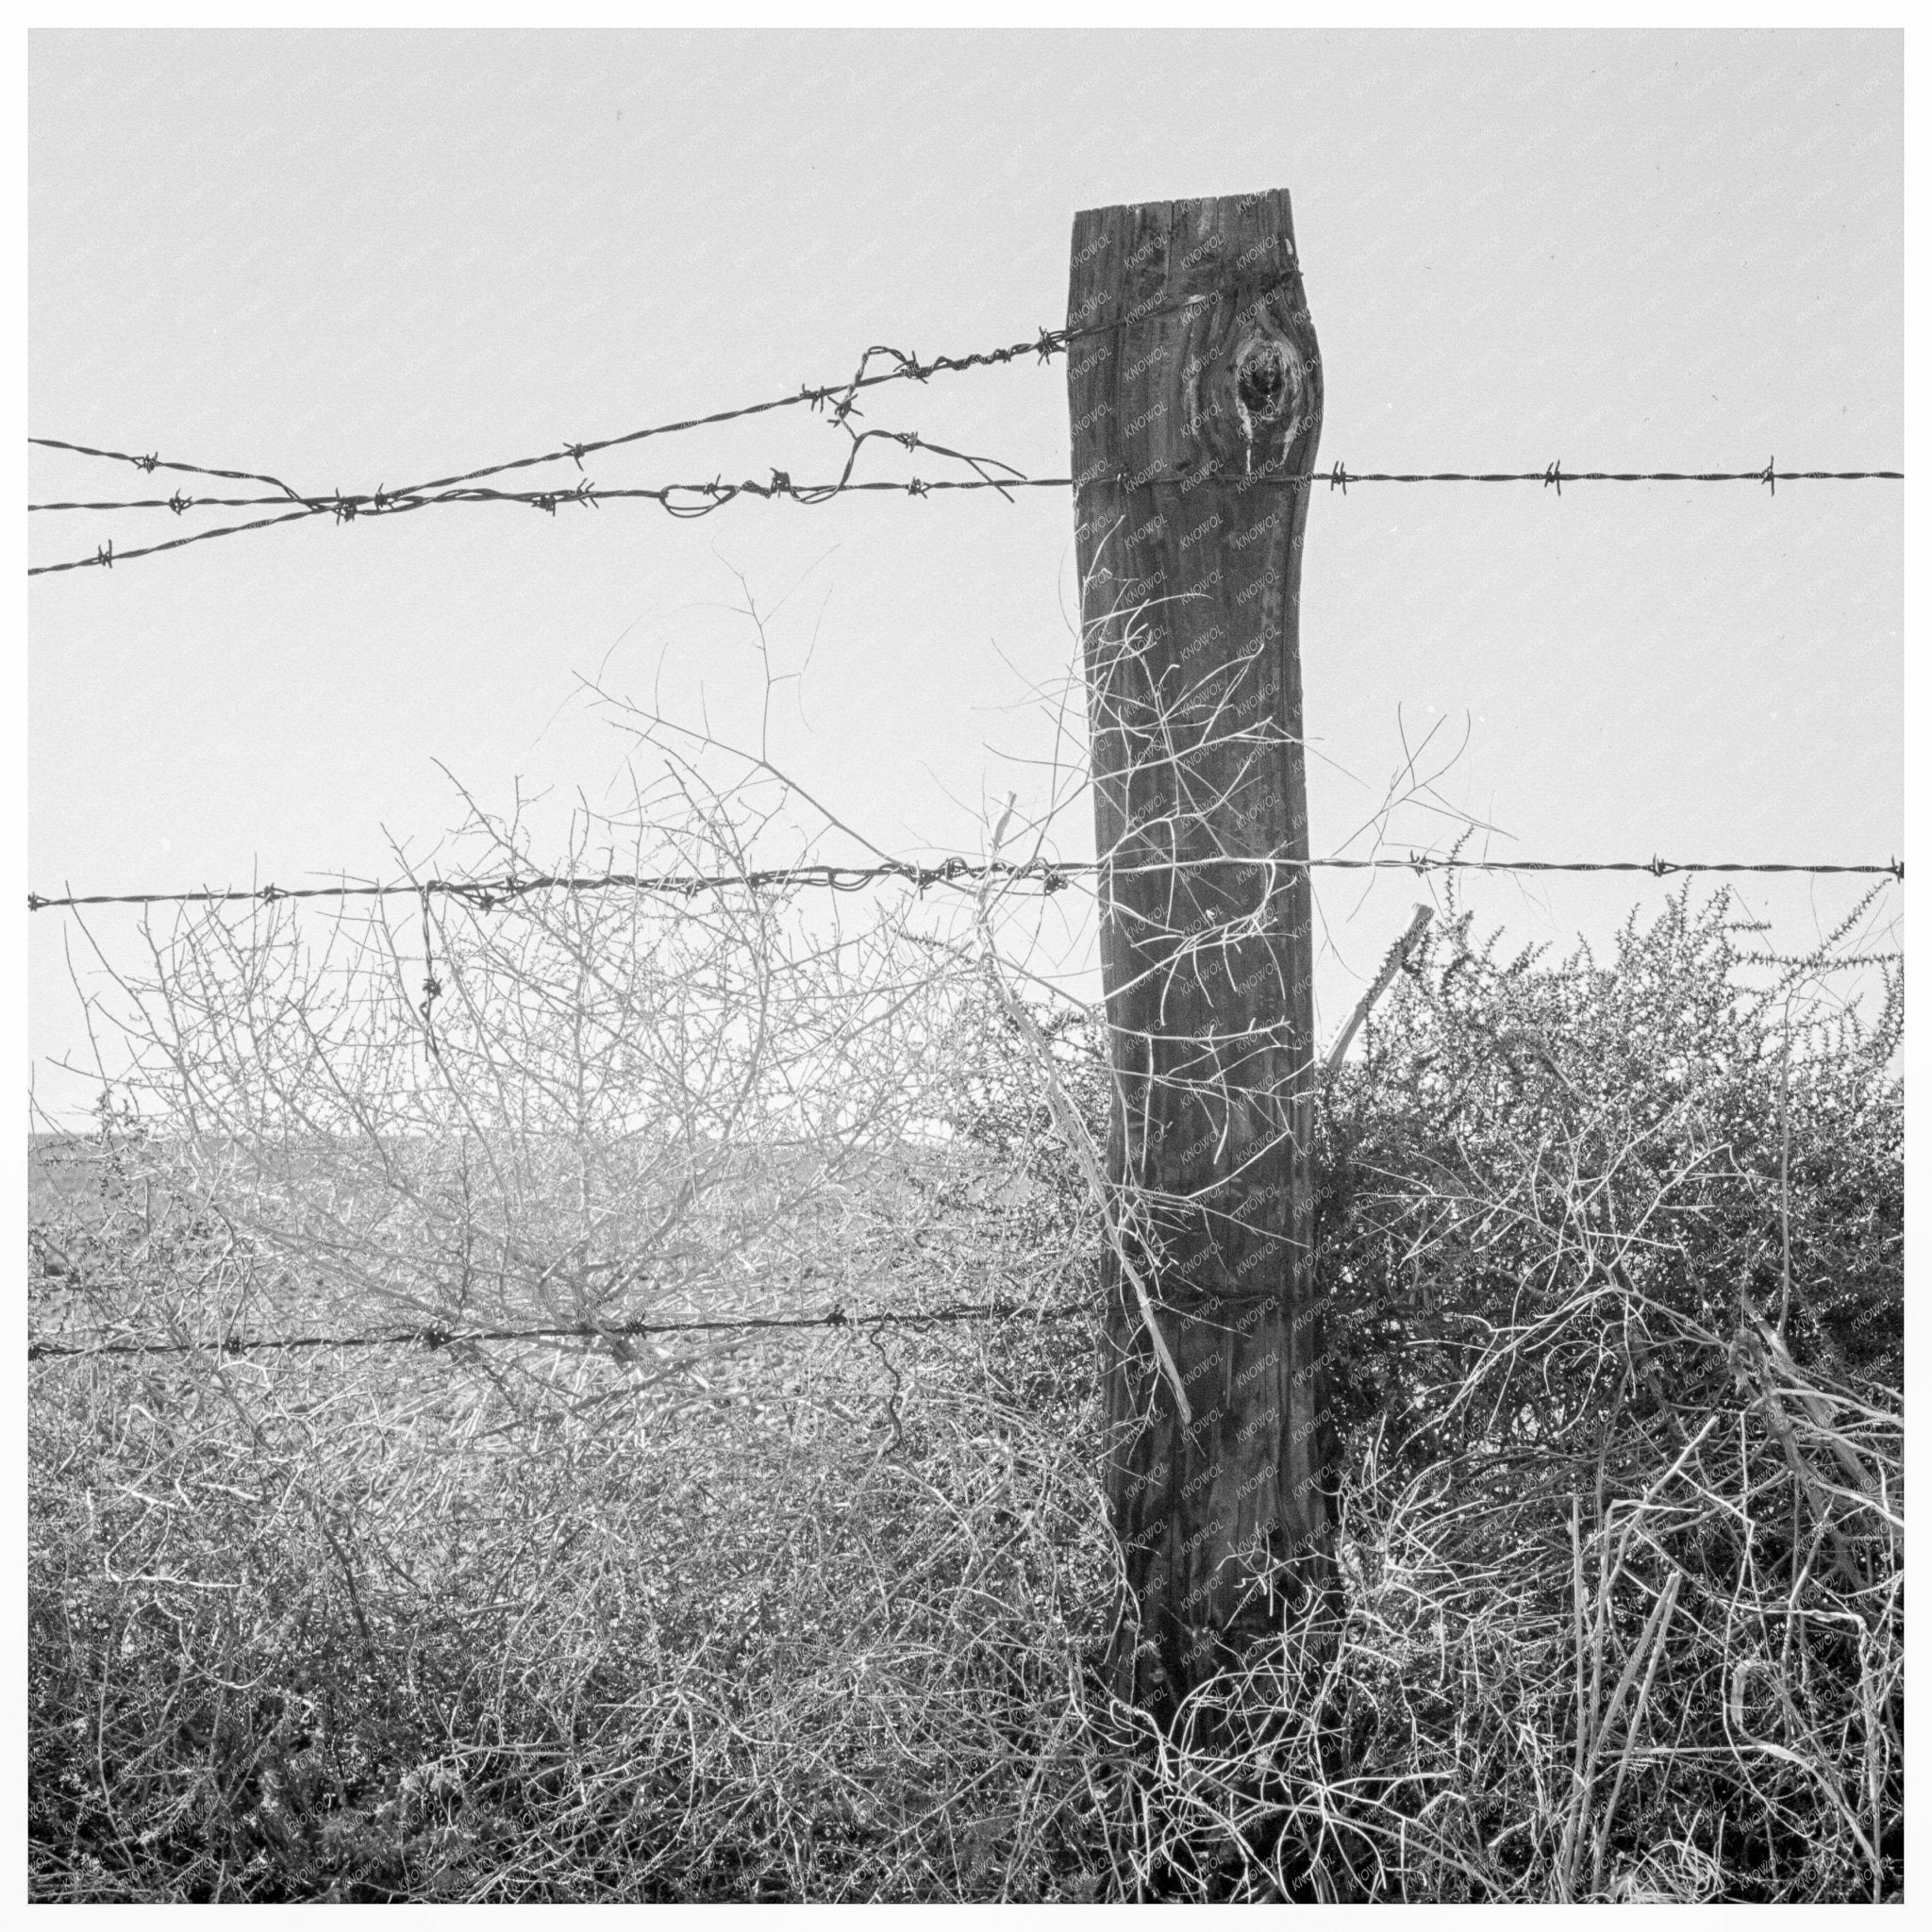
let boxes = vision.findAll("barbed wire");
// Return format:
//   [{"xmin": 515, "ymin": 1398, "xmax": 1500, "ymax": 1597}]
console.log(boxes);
[
  {"xmin": 28, "ymin": 459, "xmax": 1906, "ymax": 577},
  {"xmin": 26, "ymin": 1294, "xmax": 1094, "ymax": 1363},
  {"xmin": 25, "ymin": 852, "xmax": 1905, "ymax": 914},
  {"xmin": 28, "ymin": 292, "xmax": 1901, "ymax": 578},
  {"xmin": 31, "ymin": 458, "xmax": 1908, "ymax": 520},
  {"xmin": 25, "ymin": 315, "xmax": 1112, "ymax": 577},
  {"xmin": 29, "ymin": 507, "xmax": 342, "ymax": 576},
  {"xmin": 26, "ymin": 477, "xmax": 1054, "ymax": 519},
  {"xmin": 24, "ymin": 475, "xmax": 1057, "ymax": 576},
  {"xmin": 377, "ymin": 328, "xmax": 1091, "ymax": 497},
  {"xmin": 32, "ymin": 290, "xmax": 1307, "ymax": 520},
  {"xmin": 1317, "ymin": 460, "xmax": 1901, "ymax": 492},
  {"xmin": 27, "ymin": 436, "xmax": 308, "ymax": 497}
]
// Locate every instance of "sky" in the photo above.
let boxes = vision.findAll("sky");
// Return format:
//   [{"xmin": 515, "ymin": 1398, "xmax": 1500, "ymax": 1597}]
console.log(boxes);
[{"xmin": 27, "ymin": 28, "xmax": 1904, "ymax": 1125}]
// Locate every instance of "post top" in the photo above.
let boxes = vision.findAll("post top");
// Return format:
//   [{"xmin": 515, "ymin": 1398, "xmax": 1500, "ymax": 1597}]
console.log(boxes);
[{"xmin": 1068, "ymin": 191, "xmax": 1300, "ymax": 336}]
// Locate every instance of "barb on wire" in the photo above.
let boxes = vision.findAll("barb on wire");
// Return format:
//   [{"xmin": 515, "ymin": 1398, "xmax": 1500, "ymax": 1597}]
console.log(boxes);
[
  {"xmin": 25, "ymin": 851, "xmax": 1905, "ymax": 914},
  {"xmin": 26, "ymin": 1295, "xmax": 1095, "ymax": 1362}
]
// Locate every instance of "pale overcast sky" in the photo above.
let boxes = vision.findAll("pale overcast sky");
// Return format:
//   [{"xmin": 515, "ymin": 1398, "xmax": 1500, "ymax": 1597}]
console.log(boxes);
[{"xmin": 29, "ymin": 29, "xmax": 1903, "ymax": 1123}]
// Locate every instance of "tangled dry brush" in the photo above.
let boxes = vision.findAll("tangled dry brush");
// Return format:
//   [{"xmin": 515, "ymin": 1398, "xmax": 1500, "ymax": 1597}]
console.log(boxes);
[{"xmin": 29, "ymin": 886, "xmax": 1901, "ymax": 1900}]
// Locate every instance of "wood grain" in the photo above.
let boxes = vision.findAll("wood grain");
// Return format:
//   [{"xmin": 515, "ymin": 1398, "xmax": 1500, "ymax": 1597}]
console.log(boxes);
[{"xmin": 1067, "ymin": 190, "xmax": 1328, "ymax": 1715}]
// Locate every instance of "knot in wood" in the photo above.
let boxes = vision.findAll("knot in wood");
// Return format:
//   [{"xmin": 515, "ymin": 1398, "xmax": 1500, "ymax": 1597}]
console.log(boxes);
[
  {"xmin": 1184, "ymin": 292, "xmax": 1319, "ymax": 481},
  {"xmin": 1236, "ymin": 344, "xmax": 1289, "ymax": 421}
]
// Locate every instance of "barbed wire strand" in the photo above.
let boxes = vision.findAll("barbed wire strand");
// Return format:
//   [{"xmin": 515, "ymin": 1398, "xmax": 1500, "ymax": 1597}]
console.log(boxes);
[
  {"xmin": 25, "ymin": 852, "xmax": 1904, "ymax": 914},
  {"xmin": 25, "ymin": 316, "xmax": 1103, "ymax": 575},
  {"xmin": 28, "ymin": 505, "xmax": 356, "ymax": 576},
  {"xmin": 26, "ymin": 1296, "xmax": 1094, "ymax": 1362},
  {"xmin": 25, "ymin": 305, "xmax": 1207, "ymax": 511},
  {"xmin": 29, "ymin": 462, "xmax": 1906, "ymax": 577},
  {"xmin": 30, "ymin": 462, "xmax": 1908, "ymax": 521},
  {"xmin": 27, "ymin": 436, "xmax": 307, "ymax": 497}
]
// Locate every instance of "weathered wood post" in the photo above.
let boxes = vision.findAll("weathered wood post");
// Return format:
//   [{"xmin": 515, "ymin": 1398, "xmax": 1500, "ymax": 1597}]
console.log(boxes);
[{"xmin": 1066, "ymin": 191, "xmax": 1328, "ymax": 1720}]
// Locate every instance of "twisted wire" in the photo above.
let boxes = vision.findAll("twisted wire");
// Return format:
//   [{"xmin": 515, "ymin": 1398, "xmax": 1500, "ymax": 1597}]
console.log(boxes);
[
  {"xmin": 25, "ymin": 852, "xmax": 1904, "ymax": 914},
  {"xmin": 26, "ymin": 1295, "xmax": 1093, "ymax": 1362},
  {"xmin": 29, "ymin": 464, "xmax": 1904, "ymax": 578},
  {"xmin": 33, "ymin": 463, "xmax": 1906, "ymax": 520},
  {"xmin": 29, "ymin": 298, "xmax": 1900, "ymax": 577}
]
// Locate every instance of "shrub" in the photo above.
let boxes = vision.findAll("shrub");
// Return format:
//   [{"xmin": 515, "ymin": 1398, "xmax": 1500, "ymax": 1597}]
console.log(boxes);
[{"xmin": 28, "ymin": 887, "xmax": 1900, "ymax": 1900}]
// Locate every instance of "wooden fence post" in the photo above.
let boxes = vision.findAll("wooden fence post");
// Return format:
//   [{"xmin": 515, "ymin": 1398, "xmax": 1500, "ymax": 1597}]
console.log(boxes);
[{"xmin": 1066, "ymin": 190, "xmax": 1328, "ymax": 1719}]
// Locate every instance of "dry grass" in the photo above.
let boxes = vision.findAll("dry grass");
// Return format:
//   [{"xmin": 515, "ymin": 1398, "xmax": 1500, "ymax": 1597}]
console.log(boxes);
[
  {"xmin": 30, "ymin": 1204, "xmax": 1118, "ymax": 1899},
  {"xmin": 29, "ymin": 887, "xmax": 1902, "ymax": 1900}
]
